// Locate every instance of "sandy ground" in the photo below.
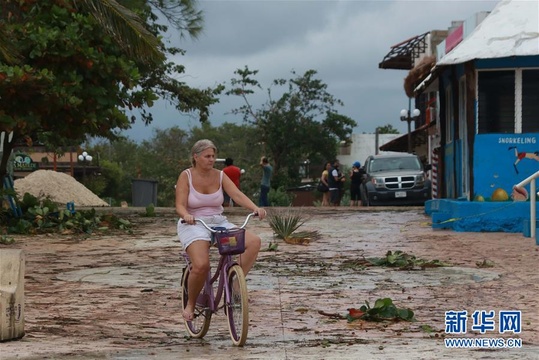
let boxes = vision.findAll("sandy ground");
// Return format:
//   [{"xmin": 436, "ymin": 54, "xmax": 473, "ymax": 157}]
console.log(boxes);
[{"xmin": 0, "ymin": 207, "xmax": 538, "ymax": 359}]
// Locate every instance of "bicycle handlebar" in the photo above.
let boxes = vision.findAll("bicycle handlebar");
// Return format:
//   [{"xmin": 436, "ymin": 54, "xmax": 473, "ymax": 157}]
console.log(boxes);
[{"xmin": 181, "ymin": 212, "xmax": 258, "ymax": 233}]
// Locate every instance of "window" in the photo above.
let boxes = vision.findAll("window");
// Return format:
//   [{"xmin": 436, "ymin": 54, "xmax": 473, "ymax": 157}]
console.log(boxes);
[
  {"xmin": 522, "ymin": 69, "xmax": 539, "ymax": 132},
  {"xmin": 370, "ymin": 157, "xmax": 421, "ymax": 172},
  {"xmin": 478, "ymin": 71, "xmax": 515, "ymax": 134}
]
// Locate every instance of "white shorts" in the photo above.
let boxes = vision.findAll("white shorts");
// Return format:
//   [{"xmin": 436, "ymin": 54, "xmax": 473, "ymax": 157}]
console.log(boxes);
[{"xmin": 177, "ymin": 214, "xmax": 236, "ymax": 250}]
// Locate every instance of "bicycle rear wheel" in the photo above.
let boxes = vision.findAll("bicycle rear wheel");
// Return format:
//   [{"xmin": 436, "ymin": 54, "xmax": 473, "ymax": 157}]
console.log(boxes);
[
  {"xmin": 181, "ymin": 266, "xmax": 211, "ymax": 338},
  {"xmin": 225, "ymin": 264, "xmax": 249, "ymax": 346}
]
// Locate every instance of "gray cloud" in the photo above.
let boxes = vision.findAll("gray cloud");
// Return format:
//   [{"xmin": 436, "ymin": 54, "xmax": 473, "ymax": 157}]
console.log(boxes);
[{"xmin": 124, "ymin": 0, "xmax": 499, "ymax": 142}]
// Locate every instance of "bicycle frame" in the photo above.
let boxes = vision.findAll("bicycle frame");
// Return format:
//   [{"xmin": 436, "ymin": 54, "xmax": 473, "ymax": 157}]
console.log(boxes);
[{"xmin": 195, "ymin": 251, "xmax": 237, "ymax": 314}]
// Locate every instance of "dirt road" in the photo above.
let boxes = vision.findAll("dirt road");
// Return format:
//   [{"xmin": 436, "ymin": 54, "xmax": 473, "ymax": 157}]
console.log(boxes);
[{"xmin": 1, "ymin": 207, "xmax": 538, "ymax": 359}]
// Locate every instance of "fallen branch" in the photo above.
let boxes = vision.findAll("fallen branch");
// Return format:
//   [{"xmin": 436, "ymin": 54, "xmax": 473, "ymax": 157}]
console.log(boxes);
[{"xmin": 318, "ymin": 310, "xmax": 346, "ymax": 320}]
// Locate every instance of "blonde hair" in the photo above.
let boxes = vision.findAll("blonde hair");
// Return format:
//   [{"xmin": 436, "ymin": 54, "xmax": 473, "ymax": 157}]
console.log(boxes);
[{"xmin": 191, "ymin": 139, "xmax": 217, "ymax": 166}]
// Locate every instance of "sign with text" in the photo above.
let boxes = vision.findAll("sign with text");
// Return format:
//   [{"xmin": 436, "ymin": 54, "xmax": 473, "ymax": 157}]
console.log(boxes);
[{"xmin": 13, "ymin": 153, "xmax": 38, "ymax": 171}]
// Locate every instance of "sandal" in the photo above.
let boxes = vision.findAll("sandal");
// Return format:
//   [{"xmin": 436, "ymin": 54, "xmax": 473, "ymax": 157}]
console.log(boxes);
[{"xmin": 182, "ymin": 309, "xmax": 194, "ymax": 321}]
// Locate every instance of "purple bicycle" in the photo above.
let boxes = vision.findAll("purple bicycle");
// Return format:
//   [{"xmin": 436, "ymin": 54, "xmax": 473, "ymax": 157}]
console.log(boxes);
[{"xmin": 180, "ymin": 212, "xmax": 257, "ymax": 346}]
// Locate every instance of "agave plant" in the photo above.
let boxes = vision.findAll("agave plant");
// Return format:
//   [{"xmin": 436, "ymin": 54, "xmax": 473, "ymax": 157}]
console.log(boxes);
[
  {"xmin": 267, "ymin": 208, "xmax": 306, "ymax": 240},
  {"xmin": 267, "ymin": 208, "xmax": 320, "ymax": 245}
]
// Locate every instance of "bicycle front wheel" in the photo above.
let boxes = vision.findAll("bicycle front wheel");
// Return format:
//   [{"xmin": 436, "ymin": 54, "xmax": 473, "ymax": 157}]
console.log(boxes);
[
  {"xmin": 225, "ymin": 264, "xmax": 249, "ymax": 346},
  {"xmin": 181, "ymin": 266, "xmax": 211, "ymax": 338}
]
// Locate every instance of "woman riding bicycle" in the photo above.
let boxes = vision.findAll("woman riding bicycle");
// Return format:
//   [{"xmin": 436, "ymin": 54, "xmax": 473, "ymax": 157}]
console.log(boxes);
[{"xmin": 176, "ymin": 139, "xmax": 266, "ymax": 321}]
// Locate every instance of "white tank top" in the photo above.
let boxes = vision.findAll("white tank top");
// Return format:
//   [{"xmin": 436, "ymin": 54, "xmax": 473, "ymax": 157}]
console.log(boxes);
[{"xmin": 186, "ymin": 169, "xmax": 224, "ymax": 216}]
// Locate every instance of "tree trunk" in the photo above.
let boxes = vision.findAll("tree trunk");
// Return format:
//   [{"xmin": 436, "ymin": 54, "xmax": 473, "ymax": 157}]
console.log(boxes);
[{"xmin": 1, "ymin": 132, "xmax": 17, "ymax": 181}]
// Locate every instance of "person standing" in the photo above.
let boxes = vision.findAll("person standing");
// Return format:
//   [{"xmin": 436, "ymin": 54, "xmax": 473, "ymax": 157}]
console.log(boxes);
[
  {"xmin": 349, "ymin": 161, "xmax": 363, "ymax": 206},
  {"xmin": 259, "ymin": 156, "xmax": 273, "ymax": 207},
  {"xmin": 328, "ymin": 159, "xmax": 345, "ymax": 206},
  {"xmin": 222, "ymin": 157, "xmax": 241, "ymax": 207},
  {"xmin": 319, "ymin": 161, "xmax": 331, "ymax": 206},
  {"xmin": 175, "ymin": 139, "xmax": 266, "ymax": 321}
]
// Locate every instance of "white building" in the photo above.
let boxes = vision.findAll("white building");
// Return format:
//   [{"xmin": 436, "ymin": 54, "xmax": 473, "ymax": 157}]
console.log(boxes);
[{"xmin": 338, "ymin": 133, "xmax": 402, "ymax": 168}]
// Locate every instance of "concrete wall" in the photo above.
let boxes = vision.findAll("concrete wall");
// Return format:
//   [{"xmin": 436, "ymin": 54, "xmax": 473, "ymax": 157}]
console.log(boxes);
[
  {"xmin": 338, "ymin": 133, "xmax": 402, "ymax": 168},
  {"xmin": 0, "ymin": 249, "xmax": 25, "ymax": 341}
]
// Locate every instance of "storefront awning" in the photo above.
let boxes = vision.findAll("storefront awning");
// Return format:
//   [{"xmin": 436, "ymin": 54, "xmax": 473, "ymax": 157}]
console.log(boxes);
[{"xmin": 379, "ymin": 32, "xmax": 430, "ymax": 70}]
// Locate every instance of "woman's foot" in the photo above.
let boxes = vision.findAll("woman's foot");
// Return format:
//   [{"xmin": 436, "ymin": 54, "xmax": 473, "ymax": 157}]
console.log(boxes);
[{"xmin": 182, "ymin": 307, "xmax": 194, "ymax": 321}]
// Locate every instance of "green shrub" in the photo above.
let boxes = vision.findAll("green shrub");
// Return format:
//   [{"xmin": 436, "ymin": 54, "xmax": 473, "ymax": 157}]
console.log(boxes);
[
  {"xmin": 269, "ymin": 186, "xmax": 293, "ymax": 207},
  {"xmin": 0, "ymin": 203, "xmax": 132, "ymax": 235},
  {"xmin": 144, "ymin": 203, "xmax": 156, "ymax": 217}
]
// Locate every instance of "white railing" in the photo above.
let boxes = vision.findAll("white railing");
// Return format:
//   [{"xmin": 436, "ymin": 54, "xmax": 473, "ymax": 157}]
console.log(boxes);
[{"xmin": 514, "ymin": 170, "xmax": 539, "ymax": 238}]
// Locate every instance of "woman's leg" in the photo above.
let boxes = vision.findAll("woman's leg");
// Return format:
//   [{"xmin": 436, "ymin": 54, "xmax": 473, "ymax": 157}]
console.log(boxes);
[
  {"xmin": 238, "ymin": 230, "xmax": 261, "ymax": 275},
  {"xmin": 183, "ymin": 240, "xmax": 210, "ymax": 320},
  {"xmin": 322, "ymin": 192, "xmax": 329, "ymax": 206},
  {"xmin": 350, "ymin": 190, "xmax": 356, "ymax": 206}
]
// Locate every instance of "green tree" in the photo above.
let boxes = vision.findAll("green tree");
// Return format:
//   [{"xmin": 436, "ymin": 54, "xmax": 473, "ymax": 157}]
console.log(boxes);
[
  {"xmin": 0, "ymin": 0, "xmax": 220, "ymax": 182},
  {"xmin": 91, "ymin": 138, "xmax": 141, "ymax": 203},
  {"xmin": 226, "ymin": 66, "xmax": 357, "ymax": 188},
  {"xmin": 91, "ymin": 123, "xmax": 261, "ymax": 206},
  {"xmin": 376, "ymin": 124, "xmax": 400, "ymax": 134},
  {"xmin": 97, "ymin": 159, "xmax": 126, "ymax": 205},
  {"xmin": 0, "ymin": 0, "xmax": 164, "ymax": 63},
  {"xmin": 138, "ymin": 126, "xmax": 191, "ymax": 206}
]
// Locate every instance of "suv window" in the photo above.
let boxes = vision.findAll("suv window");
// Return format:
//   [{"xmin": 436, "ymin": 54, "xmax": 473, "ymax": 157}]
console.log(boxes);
[{"xmin": 369, "ymin": 157, "xmax": 422, "ymax": 172}]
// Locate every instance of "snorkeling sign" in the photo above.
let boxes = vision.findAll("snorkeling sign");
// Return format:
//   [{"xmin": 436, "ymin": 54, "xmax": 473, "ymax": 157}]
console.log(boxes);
[{"xmin": 13, "ymin": 153, "xmax": 39, "ymax": 171}]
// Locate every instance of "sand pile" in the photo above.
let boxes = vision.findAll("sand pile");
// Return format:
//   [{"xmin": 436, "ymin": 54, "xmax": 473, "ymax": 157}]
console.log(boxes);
[{"xmin": 14, "ymin": 170, "xmax": 109, "ymax": 207}]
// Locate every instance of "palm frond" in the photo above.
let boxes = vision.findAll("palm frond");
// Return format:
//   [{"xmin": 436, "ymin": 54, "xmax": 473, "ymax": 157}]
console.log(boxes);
[
  {"xmin": 0, "ymin": 26, "xmax": 22, "ymax": 64},
  {"xmin": 148, "ymin": 0, "xmax": 204, "ymax": 40},
  {"xmin": 77, "ymin": 0, "xmax": 165, "ymax": 65}
]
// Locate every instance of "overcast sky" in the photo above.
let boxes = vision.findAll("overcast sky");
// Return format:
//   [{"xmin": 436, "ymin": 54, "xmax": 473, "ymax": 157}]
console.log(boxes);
[{"xmin": 123, "ymin": 0, "xmax": 500, "ymax": 142}]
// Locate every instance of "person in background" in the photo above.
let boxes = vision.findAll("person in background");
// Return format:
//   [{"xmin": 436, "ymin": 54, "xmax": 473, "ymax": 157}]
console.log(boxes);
[
  {"xmin": 320, "ymin": 161, "xmax": 331, "ymax": 206},
  {"xmin": 328, "ymin": 159, "xmax": 345, "ymax": 206},
  {"xmin": 349, "ymin": 161, "xmax": 363, "ymax": 206},
  {"xmin": 222, "ymin": 157, "xmax": 241, "ymax": 207},
  {"xmin": 176, "ymin": 139, "xmax": 266, "ymax": 321},
  {"xmin": 259, "ymin": 156, "xmax": 273, "ymax": 207}
]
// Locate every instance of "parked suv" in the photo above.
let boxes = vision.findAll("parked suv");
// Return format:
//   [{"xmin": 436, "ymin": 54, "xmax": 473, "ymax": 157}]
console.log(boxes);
[{"xmin": 360, "ymin": 153, "xmax": 431, "ymax": 206}]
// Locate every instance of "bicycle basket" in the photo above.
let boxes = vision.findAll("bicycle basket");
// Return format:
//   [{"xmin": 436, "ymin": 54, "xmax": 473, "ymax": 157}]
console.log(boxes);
[{"xmin": 215, "ymin": 228, "xmax": 246, "ymax": 255}]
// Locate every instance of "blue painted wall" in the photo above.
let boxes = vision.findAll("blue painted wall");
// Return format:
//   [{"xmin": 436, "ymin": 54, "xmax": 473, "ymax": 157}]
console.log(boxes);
[
  {"xmin": 473, "ymin": 134, "xmax": 539, "ymax": 200},
  {"xmin": 455, "ymin": 139, "xmax": 463, "ymax": 198}
]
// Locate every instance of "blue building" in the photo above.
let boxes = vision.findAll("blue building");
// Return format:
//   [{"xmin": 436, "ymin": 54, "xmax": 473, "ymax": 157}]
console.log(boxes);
[{"xmin": 382, "ymin": 0, "xmax": 539, "ymax": 234}]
